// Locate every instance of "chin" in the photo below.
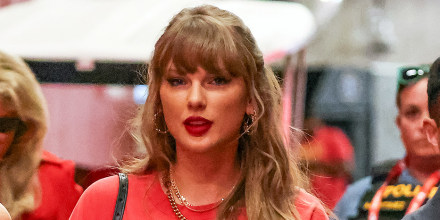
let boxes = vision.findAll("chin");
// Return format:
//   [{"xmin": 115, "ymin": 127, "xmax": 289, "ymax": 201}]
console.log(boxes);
[
  {"xmin": 177, "ymin": 139, "xmax": 214, "ymax": 152},
  {"xmin": 409, "ymin": 151, "xmax": 440, "ymax": 158}
]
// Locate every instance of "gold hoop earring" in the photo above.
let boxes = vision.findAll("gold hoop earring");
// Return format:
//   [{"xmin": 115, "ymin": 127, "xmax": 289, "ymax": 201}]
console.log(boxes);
[
  {"xmin": 154, "ymin": 112, "xmax": 168, "ymax": 134},
  {"xmin": 243, "ymin": 109, "xmax": 257, "ymax": 134}
]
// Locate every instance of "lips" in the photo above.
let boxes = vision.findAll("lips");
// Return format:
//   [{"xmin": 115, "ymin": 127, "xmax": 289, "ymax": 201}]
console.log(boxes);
[{"xmin": 183, "ymin": 116, "xmax": 213, "ymax": 137}]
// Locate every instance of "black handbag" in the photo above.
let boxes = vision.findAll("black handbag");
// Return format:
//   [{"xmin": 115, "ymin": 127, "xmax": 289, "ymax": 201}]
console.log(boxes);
[{"xmin": 113, "ymin": 173, "xmax": 128, "ymax": 220}]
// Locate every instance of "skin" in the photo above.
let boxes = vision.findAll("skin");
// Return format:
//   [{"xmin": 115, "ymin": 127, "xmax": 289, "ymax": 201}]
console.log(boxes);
[
  {"xmin": 423, "ymin": 90, "xmax": 440, "ymax": 154},
  {"xmin": 159, "ymin": 65, "xmax": 253, "ymax": 205},
  {"xmin": 0, "ymin": 203, "xmax": 11, "ymax": 220},
  {"xmin": 0, "ymin": 101, "xmax": 15, "ymax": 159},
  {"xmin": 396, "ymin": 78, "xmax": 435, "ymax": 157},
  {"xmin": 396, "ymin": 78, "xmax": 440, "ymax": 182}
]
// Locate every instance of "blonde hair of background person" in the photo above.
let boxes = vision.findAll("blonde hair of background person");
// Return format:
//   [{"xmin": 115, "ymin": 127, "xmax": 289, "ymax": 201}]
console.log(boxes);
[
  {"xmin": 123, "ymin": 5, "xmax": 317, "ymax": 219},
  {"xmin": 0, "ymin": 51, "xmax": 47, "ymax": 218}
]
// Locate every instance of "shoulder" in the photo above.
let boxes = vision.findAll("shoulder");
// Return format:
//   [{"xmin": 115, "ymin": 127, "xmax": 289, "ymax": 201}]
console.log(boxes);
[
  {"xmin": 37, "ymin": 150, "xmax": 83, "ymax": 205},
  {"xmin": 346, "ymin": 176, "xmax": 373, "ymax": 193},
  {"xmin": 41, "ymin": 150, "xmax": 71, "ymax": 166},
  {"xmin": 334, "ymin": 176, "xmax": 372, "ymax": 220},
  {"xmin": 70, "ymin": 175, "xmax": 120, "ymax": 219},
  {"xmin": 403, "ymin": 190, "xmax": 440, "ymax": 220},
  {"xmin": 294, "ymin": 188, "xmax": 329, "ymax": 220},
  {"xmin": 70, "ymin": 172, "xmax": 158, "ymax": 219},
  {"xmin": 38, "ymin": 150, "xmax": 83, "ymax": 192},
  {"xmin": 39, "ymin": 150, "xmax": 76, "ymax": 177},
  {"xmin": 81, "ymin": 172, "xmax": 157, "ymax": 198},
  {"xmin": 81, "ymin": 175, "xmax": 120, "ymax": 201},
  {"xmin": 41, "ymin": 150, "xmax": 65, "ymax": 164}
]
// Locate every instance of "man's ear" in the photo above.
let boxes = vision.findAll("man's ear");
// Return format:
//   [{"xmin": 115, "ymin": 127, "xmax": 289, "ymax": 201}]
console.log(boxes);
[{"xmin": 423, "ymin": 117, "xmax": 440, "ymax": 150}]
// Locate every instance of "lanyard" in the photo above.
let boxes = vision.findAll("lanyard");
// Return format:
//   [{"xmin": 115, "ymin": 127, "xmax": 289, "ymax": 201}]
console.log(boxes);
[
  {"xmin": 368, "ymin": 160, "xmax": 405, "ymax": 220},
  {"xmin": 368, "ymin": 160, "xmax": 440, "ymax": 220},
  {"xmin": 405, "ymin": 170, "xmax": 440, "ymax": 214}
]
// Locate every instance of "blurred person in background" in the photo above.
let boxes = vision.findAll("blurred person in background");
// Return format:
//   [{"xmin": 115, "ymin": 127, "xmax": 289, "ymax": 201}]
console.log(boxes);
[
  {"xmin": 334, "ymin": 64, "xmax": 440, "ymax": 219},
  {"xmin": 301, "ymin": 116, "xmax": 355, "ymax": 209},
  {"xmin": 70, "ymin": 5, "xmax": 328, "ymax": 220},
  {"xmin": 0, "ymin": 51, "xmax": 82, "ymax": 219},
  {"xmin": 403, "ymin": 57, "xmax": 440, "ymax": 219}
]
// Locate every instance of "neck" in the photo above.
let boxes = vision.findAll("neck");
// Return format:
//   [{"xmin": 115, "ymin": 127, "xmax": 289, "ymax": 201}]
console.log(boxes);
[
  {"xmin": 406, "ymin": 154, "xmax": 440, "ymax": 183},
  {"xmin": 171, "ymin": 144, "xmax": 241, "ymax": 205}
]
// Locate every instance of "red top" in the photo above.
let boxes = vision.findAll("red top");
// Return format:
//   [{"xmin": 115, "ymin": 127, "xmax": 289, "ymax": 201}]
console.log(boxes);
[
  {"xmin": 70, "ymin": 171, "xmax": 328, "ymax": 220},
  {"xmin": 22, "ymin": 151, "xmax": 83, "ymax": 220}
]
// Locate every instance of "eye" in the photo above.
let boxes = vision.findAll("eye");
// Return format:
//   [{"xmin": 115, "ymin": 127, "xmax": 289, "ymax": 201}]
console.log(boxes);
[
  {"xmin": 167, "ymin": 78, "xmax": 186, "ymax": 87},
  {"xmin": 209, "ymin": 77, "xmax": 230, "ymax": 86},
  {"xmin": 404, "ymin": 107, "xmax": 420, "ymax": 119}
]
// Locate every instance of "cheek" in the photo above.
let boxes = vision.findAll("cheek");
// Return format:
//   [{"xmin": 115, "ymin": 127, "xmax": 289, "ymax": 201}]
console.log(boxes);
[
  {"xmin": 400, "ymin": 122, "xmax": 412, "ymax": 135},
  {"xmin": 217, "ymin": 94, "xmax": 248, "ymax": 123},
  {"xmin": 400, "ymin": 120, "xmax": 424, "ymax": 143},
  {"xmin": 401, "ymin": 122, "xmax": 414, "ymax": 137},
  {"xmin": 160, "ymin": 87, "xmax": 175, "ymax": 112},
  {"xmin": 159, "ymin": 89, "xmax": 182, "ymax": 127}
]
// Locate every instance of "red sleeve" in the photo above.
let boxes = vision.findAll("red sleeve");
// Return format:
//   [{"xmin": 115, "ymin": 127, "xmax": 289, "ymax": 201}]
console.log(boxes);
[
  {"xmin": 69, "ymin": 175, "xmax": 119, "ymax": 220},
  {"xmin": 24, "ymin": 151, "xmax": 83, "ymax": 220},
  {"xmin": 295, "ymin": 189, "xmax": 329, "ymax": 220}
]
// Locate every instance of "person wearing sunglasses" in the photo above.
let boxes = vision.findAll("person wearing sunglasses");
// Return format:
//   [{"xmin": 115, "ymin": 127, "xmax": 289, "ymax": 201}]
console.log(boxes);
[
  {"xmin": 402, "ymin": 57, "xmax": 440, "ymax": 219},
  {"xmin": 334, "ymin": 64, "xmax": 440, "ymax": 219},
  {"xmin": 0, "ymin": 51, "xmax": 83, "ymax": 219}
]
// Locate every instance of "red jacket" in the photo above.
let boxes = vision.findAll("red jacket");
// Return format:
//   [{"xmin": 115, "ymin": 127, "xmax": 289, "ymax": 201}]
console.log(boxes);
[{"xmin": 22, "ymin": 151, "xmax": 83, "ymax": 220}]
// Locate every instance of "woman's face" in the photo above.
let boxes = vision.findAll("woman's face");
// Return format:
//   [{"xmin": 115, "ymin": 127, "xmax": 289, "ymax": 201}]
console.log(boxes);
[
  {"xmin": 159, "ymin": 65, "xmax": 253, "ymax": 154},
  {"xmin": 396, "ymin": 78, "xmax": 436, "ymax": 157},
  {"xmin": 0, "ymin": 101, "xmax": 16, "ymax": 159}
]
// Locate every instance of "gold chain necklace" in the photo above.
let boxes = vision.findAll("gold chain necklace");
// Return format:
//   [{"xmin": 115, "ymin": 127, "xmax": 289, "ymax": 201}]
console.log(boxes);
[
  {"xmin": 163, "ymin": 167, "xmax": 239, "ymax": 219},
  {"xmin": 169, "ymin": 167, "xmax": 225, "ymax": 212},
  {"xmin": 163, "ymin": 173, "xmax": 188, "ymax": 220}
]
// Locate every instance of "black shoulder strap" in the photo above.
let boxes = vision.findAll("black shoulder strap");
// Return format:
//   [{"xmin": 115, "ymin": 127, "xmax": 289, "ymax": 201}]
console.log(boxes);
[{"xmin": 113, "ymin": 173, "xmax": 128, "ymax": 220}]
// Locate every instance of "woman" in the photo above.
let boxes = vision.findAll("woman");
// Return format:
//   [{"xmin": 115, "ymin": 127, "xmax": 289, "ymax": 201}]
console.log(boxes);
[
  {"xmin": 70, "ymin": 5, "xmax": 328, "ymax": 219},
  {"xmin": 0, "ymin": 51, "xmax": 82, "ymax": 219}
]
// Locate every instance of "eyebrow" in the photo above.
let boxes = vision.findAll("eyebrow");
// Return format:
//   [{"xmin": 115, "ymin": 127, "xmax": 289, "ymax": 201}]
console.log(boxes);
[{"xmin": 164, "ymin": 67, "xmax": 183, "ymax": 76}]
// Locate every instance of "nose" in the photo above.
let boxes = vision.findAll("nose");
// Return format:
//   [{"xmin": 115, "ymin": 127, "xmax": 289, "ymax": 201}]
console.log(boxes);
[{"xmin": 187, "ymin": 83, "xmax": 206, "ymax": 110}]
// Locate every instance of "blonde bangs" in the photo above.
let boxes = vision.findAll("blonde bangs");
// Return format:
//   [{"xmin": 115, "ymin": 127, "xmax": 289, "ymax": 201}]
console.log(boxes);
[{"xmin": 154, "ymin": 14, "xmax": 248, "ymax": 79}]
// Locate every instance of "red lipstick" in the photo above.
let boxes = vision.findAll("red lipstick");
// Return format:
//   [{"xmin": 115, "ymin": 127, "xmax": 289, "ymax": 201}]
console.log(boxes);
[{"xmin": 183, "ymin": 116, "xmax": 212, "ymax": 137}]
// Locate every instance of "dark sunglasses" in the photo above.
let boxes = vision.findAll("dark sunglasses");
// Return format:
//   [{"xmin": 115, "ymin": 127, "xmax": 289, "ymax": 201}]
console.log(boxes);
[
  {"xmin": 0, "ymin": 117, "xmax": 22, "ymax": 133},
  {"xmin": 397, "ymin": 64, "xmax": 430, "ymax": 88}
]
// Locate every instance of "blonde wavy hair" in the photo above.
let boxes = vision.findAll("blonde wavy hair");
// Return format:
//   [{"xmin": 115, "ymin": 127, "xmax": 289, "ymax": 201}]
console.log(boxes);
[
  {"xmin": 0, "ymin": 51, "xmax": 47, "ymax": 219},
  {"xmin": 123, "ymin": 5, "xmax": 308, "ymax": 219}
]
